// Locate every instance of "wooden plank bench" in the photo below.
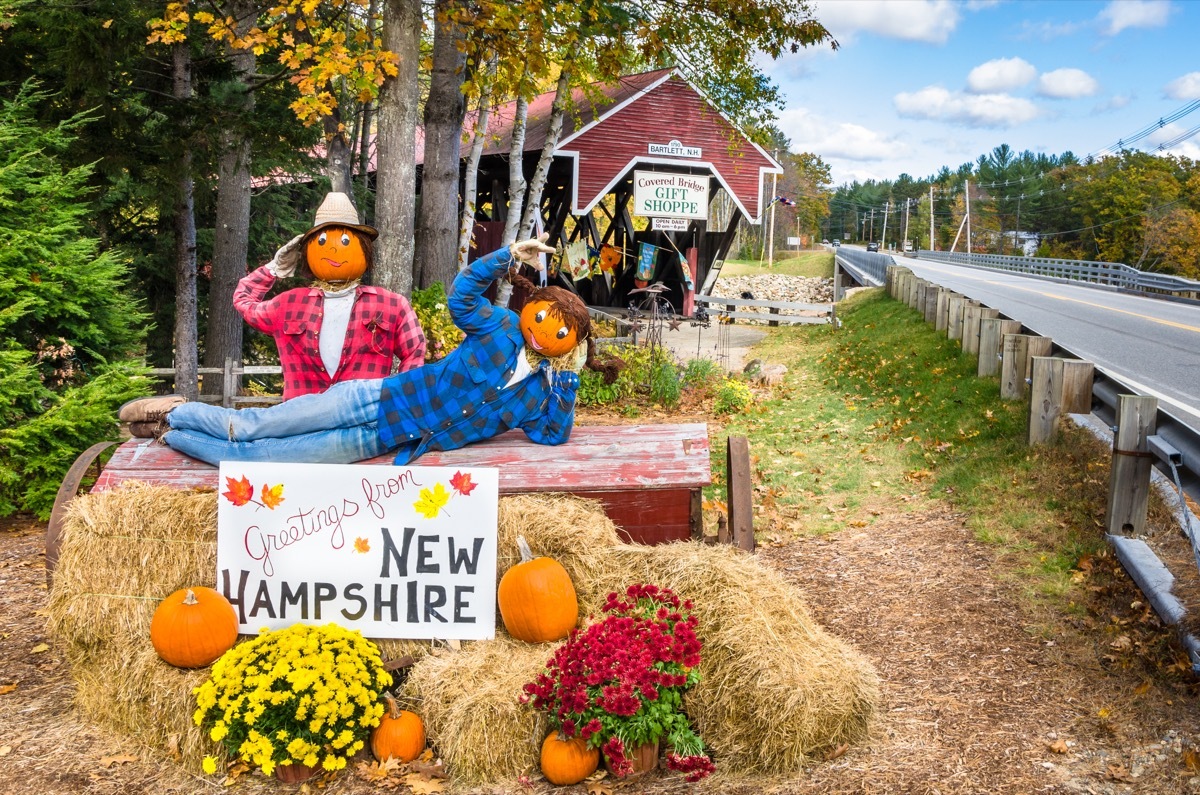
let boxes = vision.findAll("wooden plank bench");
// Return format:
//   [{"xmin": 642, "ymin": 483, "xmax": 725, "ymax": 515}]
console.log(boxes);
[{"xmin": 77, "ymin": 422, "xmax": 710, "ymax": 544}]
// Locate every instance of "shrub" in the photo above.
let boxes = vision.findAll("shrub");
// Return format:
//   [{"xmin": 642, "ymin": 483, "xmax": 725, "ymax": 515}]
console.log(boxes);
[
  {"xmin": 411, "ymin": 282, "xmax": 463, "ymax": 362},
  {"xmin": 578, "ymin": 344, "xmax": 682, "ymax": 408},
  {"xmin": 680, "ymin": 358, "xmax": 721, "ymax": 388},
  {"xmin": 714, "ymin": 378, "xmax": 754, "ymax": 415}
]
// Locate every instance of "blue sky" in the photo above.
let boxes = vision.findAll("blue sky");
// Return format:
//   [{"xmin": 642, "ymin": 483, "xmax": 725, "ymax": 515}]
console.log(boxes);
[{"xmin": 763, "ymin": 0, "xmax": 1200, "ymax": 186}]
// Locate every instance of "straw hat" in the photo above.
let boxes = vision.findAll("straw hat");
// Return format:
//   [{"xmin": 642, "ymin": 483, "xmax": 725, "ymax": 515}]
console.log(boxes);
[{"xmin": 304, "ymin": 192, "xmax": 378, "ymax": 241}]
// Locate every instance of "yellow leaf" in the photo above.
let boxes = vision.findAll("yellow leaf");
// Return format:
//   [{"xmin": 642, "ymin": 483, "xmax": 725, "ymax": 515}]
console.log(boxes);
[
  {"xmin": 404, "ymin": 772, "xmax": 446, "ymax": 795},
  {"xmin": 413, "ymin": 483, "xmax": 450, "ymax": 519},
  {"xmin": 353, "ymin": 537, "xmax": 370, "ymax": 554},
  {"xmin": 30, "ymin": 643, "xmax": 48, "ymax": 654},
  {"xmin": 0, "ymin": 683, "xmax": 17, "ymax": 695},
  {"xmin": 102, "ymin": 19, "xmax": 113, "ymax": 28},
  {"xmin": 100, "ymin": 754, "xmax": 138, "ymax": 767}
]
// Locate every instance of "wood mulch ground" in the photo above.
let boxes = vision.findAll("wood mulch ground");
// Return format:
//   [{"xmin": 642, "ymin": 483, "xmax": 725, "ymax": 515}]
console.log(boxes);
[{"xmin": 4, "ymin": 488, "xmax": 1200, "ymax": 794}]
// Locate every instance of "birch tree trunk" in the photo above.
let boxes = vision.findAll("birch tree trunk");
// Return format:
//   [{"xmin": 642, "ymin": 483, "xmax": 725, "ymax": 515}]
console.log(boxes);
[
  {"xmin": 458, "ymin": 61, "xmax": 495, "ymax": 271},
  {"xmin": 414, "ymin": 0, "xmax": 468, "ymax": 290},
  {"xmin": 373, "ymin": 0, "xmax": 422, "ymax": 296},
  {"xmin": 171, "ymin": 42, "xmax": 199, "ymax": 401},
  {"xmin": 202, "ymin": 0, "xmax": 256, "ymax": 396},
  {"xmin": 492, "ymin": 76, "xmax": 528, "ymax": 308},
  {"xmin": 519, "ymin": 66, "xmax": 571, "ymax": 238}
]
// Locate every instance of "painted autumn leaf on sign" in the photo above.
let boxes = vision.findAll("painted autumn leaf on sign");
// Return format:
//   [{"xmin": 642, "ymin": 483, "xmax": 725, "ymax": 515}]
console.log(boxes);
[
  {"xmin": 354, "ymin": 537, "xmax": 370, "ymax": 554},
  {"xmin": 413, "ymin": 483, "xmax": 450, "ymax": 519},
  {"xmin": 222, "ymin": 475, "xmax": 254, "ymax": 506},
  {"xmin": 261, "ymin": 483, "xmax": 285, "ymax": 510},
  {"xmin": 449, "ymin": 470, "xmax": 477, "ymax": 496}
]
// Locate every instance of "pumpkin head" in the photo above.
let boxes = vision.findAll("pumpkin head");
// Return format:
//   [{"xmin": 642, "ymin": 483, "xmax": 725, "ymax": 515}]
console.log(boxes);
[
  {"xmin": 497, "ymin": 536, "xmax": 579, "ymax": 643},
  {"xmin": 150, "ymin": 586, "xmax": 239, "ymax": 668},
  {"xmin": 371, "ymin": 693, "xmax": 426, "ymax": 763},
  {"xmin": 519, "ymin": 289, "xmax": 585, "ymax": 359},
  {"xmin": 304, "ymin": 225, "xmax": 370, "ymax": 282},
  {"xmin": 540, "ymin": 731, "xmax": 599, "ymax": 786}
]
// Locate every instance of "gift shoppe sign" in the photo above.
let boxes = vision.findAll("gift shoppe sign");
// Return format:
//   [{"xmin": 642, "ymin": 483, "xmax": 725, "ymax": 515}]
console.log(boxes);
[
  {"xmin": 216, "ymin": 462, "xmax": 498, "ymax": 640},
  {"xmin": 632, "ymin": 171, "xmax": 709, "ymax": 220}
]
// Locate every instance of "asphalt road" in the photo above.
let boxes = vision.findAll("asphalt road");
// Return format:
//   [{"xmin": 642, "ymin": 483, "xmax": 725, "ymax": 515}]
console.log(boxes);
[{"xmin": 888, "ymin": 252, "xmax": 1200, "ymax": 429}]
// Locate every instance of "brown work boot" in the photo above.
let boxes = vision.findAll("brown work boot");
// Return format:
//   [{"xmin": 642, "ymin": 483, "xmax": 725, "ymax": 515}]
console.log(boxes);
[
  {"xmin": 127, "ymin": 419, "xmax": 171, "ymax": 440},
  {"xmin": 119, "ymin": 395, "xmax": 186, "ymax": 423}
]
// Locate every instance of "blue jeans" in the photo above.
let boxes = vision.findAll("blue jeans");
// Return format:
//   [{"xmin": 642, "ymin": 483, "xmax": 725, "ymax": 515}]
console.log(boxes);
[{"xmin": 162, "ymin": 379, "xmax": 391, "ymax": 465}]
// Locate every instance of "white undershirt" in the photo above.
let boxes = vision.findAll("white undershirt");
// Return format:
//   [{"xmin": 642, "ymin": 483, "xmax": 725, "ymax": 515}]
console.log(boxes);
[
  {"xmin": 504, "ymin": 345, "xmax": 534, "ymax": 388},
  {"xmin": 319, "ymin": 289, "xmax": 356, "ymax": 376}
]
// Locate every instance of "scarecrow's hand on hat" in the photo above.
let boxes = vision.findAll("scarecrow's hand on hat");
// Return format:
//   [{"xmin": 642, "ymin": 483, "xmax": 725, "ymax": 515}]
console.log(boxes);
[
  {"xmin": 509, "ymin": 234, "xmax": 555, "ymax": 271},
  {"xmin": 269, "ymin": 234, "xmax": 306, "ymax": 278}
]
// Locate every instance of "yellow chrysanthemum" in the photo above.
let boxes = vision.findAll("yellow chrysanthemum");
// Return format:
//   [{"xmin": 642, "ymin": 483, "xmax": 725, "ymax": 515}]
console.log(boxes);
[{"xmin": 202, "ymin": 756, "xmax": 218, "ymax": 775}]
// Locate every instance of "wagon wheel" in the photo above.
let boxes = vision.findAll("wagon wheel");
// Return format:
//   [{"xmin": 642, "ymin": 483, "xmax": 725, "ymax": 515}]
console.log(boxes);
[
  {"xmin": 726, "ymin": 436, "xmax": 754, "ymax": 551},
  {"xmin": 46, "ymin": 441, "xmax": 115, "ymax": 586}
]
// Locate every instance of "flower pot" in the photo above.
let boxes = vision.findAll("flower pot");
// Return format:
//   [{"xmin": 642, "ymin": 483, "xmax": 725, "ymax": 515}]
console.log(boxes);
[
  {"xmin": 274, "ymin": 761, "xmax": 320, "ymax": 783},
  {"xmin": 605, "ymin": 740, "xmax": 659, "ymax": 779}
]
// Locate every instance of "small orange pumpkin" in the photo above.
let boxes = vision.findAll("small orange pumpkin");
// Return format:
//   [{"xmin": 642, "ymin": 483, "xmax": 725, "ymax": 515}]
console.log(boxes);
[
  {"xmin": 371, "ymin": 693, "xmax": 425, "ymax": 763},
  {"xmin": 519, "ymin": 298, "xmax": 579, "ymax": 358},
  {"xmin": 540, "ymin": 731, "xmax": 599, "ymax": 786},
  {"xmin": 150, "ymin": 586, "xmax": 238, "ymax": 668},
  {"xmin": 305, "ymin": 225, "xmax": 369, "ymax": 282},
  {"xmin": 497, "ymin": 536, "xmax": 578, "ymax": 643}
]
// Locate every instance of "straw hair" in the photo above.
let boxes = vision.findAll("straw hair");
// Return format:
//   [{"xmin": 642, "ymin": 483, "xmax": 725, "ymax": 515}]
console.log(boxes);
[{"xmin": 47, "ymin": 488, "xmax": 877, "ymax": 780}]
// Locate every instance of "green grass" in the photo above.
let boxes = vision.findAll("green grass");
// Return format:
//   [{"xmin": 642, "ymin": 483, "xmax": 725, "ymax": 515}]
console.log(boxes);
[
  {"xmin": 709, "ymin": 287, "xmax": 1132, "ymax": 606},
  {"xmin": 722, "ymin": 251, "xmax": 834, "ymax": 278}
]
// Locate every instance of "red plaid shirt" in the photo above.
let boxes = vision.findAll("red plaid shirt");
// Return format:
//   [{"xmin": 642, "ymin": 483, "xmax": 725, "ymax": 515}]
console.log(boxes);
[{"xmin": 234, "ymin": 265, "xmax": 426, "ymax": 400}]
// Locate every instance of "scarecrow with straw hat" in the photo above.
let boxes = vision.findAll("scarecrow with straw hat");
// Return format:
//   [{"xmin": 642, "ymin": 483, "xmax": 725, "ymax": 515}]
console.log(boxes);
[
  {"xmin": 119, "ymin": 237, "xmax": 624, "ymax": 465},
  {"xmin": 232, "ymin": 191, "xmax": 426, "ymax": 400}
]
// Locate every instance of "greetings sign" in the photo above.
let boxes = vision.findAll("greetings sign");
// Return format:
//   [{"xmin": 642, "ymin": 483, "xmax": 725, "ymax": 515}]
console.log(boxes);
[{"xmin": 216, "ymin": 462, "xmax": 499, "ymax": 640}]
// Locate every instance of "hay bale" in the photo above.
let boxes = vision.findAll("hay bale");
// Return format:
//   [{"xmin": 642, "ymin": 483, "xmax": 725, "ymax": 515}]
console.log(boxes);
[
  {"xmin": 400, "ymin": 635, "xmax": 552, "ymax": 784},
  {"xmin": 408, "ymin": 495, "xmax": 878, "ymax": 780},
  {"xmin": 45, "ymin": 482, "xmax": 427, "ymax": 770}
]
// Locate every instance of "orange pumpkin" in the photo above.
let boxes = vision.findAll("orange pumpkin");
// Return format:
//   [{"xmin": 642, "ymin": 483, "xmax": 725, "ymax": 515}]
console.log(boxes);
[
  {"xmin": 305, "ymin": 225, "xmax": 369, "ymax": 282},
  {"xmin": 150, "ymin": 587, "xmax": 238, "ymax": 668},
  {"xmin": 371, "ymin": 693, "xmax": 426, "ymax": 763},
  {"xmin": 497, "ymin": 536, "xmax": 578, "ymax": 643},
  {"xmin": 519, "ymin": 298, "xmax": 579, "ymax": 358},
  {"xmin": 540, "ymin": 731, "xmax": 599, "ymax": 786}
]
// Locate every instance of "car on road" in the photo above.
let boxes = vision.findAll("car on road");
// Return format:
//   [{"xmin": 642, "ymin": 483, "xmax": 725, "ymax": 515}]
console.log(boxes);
[
  {"xmin": 832, "ymin": 239, "xmax": 841, "ymax": 247},
  {"xmin": 866, "ymin": 242, "xmax": 880, "ymax": 252},
  {"xmin": 821, "ymin": 239, "xmax": 829, "ymax": 245}
]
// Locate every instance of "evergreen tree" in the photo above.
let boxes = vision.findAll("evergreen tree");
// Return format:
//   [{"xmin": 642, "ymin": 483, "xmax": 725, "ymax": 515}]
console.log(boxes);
[{"xmin": 0, "ymin": 82, "xmax": 150, "ymax": 517}]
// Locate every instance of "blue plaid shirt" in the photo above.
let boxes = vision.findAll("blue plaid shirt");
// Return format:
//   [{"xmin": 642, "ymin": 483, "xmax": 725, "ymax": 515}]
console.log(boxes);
[{"xmin": 375, "ymin": 248, "xmax": 579, "ymax": 464}]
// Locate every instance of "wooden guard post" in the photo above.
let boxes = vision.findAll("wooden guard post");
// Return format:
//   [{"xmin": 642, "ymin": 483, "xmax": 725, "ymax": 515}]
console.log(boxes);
[
  {"xmin": 1000, "ymin": 333, "xmax": 1052, "ymax": 400},
  {"xmin": 726, "ymin": 436, "xmax": 754, "ymax": 552},
  {"xmin": 1027, "ymin": 357, "xmax": 1097, "ymax": 446},
  {"xmin": 1106, "ymin": 395, "xmax": 1158, "ymax": 537},
  {"xmin": 978, "ymin": 319, "xmax": 1022, "ymax": 378}
]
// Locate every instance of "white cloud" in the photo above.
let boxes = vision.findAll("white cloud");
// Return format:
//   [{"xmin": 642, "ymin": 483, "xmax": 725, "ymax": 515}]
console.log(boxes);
[
  {"xmin": 1093, "ymin": 94, "xmax": 1133, "ymax": 113},
  {"xmin": 776, "ymin": 108, "xmax": 906, "ymax": 161},
  {"xmin": 813, "ymin": 0, "xmax": 960, "ymax": 44},
  {"xmin": 965, "ymin": 0, "xmax": 1003, "ymax": 9},
  {"xmin": 1147, "ymin": 122, "xmax": 1200, "ymax": 160},
  {"xmin": 1037, "ymin": 68, "xmax": 1099, "ymax": 99},
  {"xmin": 1018, "ymin": 19, "xmax": 1084, "ymax": 41},
  {"xmin": 894, "ymin": 86, "xmax": 1039, "ymax": 127},
  {"xmin": 966, "ymin": 58, "xmax": 1037, "ymax": 93},
  {"xmin": 1097, "ymin": 0, "xmax": 1172, "ymax": 36},
  {"xmin": 1165, "ymin": 72, "xmax": 1200, "ymax": 101}
]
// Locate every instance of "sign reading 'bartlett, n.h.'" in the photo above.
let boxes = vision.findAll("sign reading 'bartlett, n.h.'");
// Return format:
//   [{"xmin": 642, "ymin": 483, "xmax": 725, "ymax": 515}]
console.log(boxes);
[
  {"xmin": 216, "ymin": 461, "xmax": 498, "ymax": 640},
  {"xmin": 632, "ymin": 171, "xmax": 709, "ymax": 220}
]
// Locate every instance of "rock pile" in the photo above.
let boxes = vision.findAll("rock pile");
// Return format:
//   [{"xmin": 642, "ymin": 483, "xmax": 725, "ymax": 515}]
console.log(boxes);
[{"xmin": 711, "ymin": 274, "xmax": 833, "ymax": 305}]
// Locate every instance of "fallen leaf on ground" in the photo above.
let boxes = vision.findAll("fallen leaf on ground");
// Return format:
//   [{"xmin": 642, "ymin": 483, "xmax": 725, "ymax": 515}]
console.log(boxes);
[
  {"xmin": 356, "ymin": 757, "xmax": 402, "ymax": 783},
  {"xmin": 586, "ymin": 781, "xmax": 613, "ymax": 795},
  {"xmin": 30, "ymin": 643, "xmax": 48, "ymax": 654},
  {"xmin": 1106, "ymin": 763, "xmax": 1131, "ymax": 781},
  {"xmin": 404, "ymin": 772, "xmax": 446, "ymax": 794},
  {"xmin": 1048, "ymin": 739, "xmax": 1068, "ymax": 754},
  {"xmin": 100, "ymin": 755, "xmax": 138, "ymax": 767},
  {"xmin": 0, "ymin": 746, "xmax": 11, "ymax": 757},
  {"xmin": 824, "ymin": 742, "xmax": 850, "ymax": 761},
  {"xmin": 1183, "ymin": 748, "xmax": 1200, "ymax": 771},
  {"xmin": 0, "ymin": 684, "xmax": 17, "ymax": 695},
  {"xmin": 410, "ymin": 760, "xmax": 448, "ymax": 779}
]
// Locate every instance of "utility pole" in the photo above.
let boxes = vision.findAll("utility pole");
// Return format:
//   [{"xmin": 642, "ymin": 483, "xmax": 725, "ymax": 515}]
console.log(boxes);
[
  {"xmin": 881, "ymin": 201, "xmax": 890, "ymax": 249},
  {"xmin": 767, "ymin": 149, "xmax": 778, "ymax": 266},
  {"xmin": 965, "ymin": 180, "xmax": 972, "ymax": 258},
  {"xmin": 929, "ymin": 186, "xmax": 934, "ymax": 251},
  {"xmin": 869, "ymin": 208, "xmax": 875, "ymax": 242},
  {"xmin": 902, "ymin": 198, "xmax": 911, "ymax": 253}
]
